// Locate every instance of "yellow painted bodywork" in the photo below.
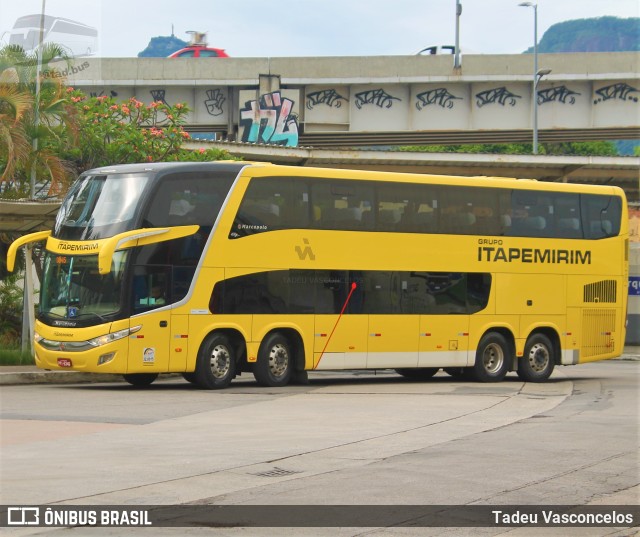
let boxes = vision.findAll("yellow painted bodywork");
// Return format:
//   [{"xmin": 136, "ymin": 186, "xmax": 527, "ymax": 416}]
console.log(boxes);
[{"xmin": 28, "ymin": 164, "xmax": 628, "ymax": 375}]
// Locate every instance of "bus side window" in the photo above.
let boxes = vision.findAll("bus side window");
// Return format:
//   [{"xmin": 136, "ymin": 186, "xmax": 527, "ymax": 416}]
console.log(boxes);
[
  {"xmin": 233, "ymin": 177, "xmax": 310, "ymax": 236},
  {"xmin": 311, "ymin": 180, "xmax": 373, "ymax": 231},
  {"xmin": 581, "ymin": 194, "xmax": 621, "ymax": 239}
]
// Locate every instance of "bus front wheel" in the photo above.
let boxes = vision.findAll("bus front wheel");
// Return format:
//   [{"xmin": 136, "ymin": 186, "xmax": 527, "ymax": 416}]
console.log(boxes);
[
  {"xmin": 518, "ymin": 333, "xmax": 555, "ymax": 382},
  {"xmin": 194, "ymin": 333, "xmax": 237, "ymax": 389},
  {"xmin": 123, "ymin": 373, "xmax": 158, "ymax": 386},
  {"xmin": 470, "ymin": 332, "xmax": 510, "ymax": 382},
  {"xmin": 254, "ymin": 332, "xmax": 293, "ymax": 387}
]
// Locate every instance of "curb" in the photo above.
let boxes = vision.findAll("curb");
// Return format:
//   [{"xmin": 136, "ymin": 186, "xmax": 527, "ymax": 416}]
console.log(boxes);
[{"xmin": 0, "ymin": 370, "xmax": 126, "ymax": 386}]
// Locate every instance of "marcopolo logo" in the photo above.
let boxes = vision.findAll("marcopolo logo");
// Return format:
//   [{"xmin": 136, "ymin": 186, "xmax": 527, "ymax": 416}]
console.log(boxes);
[{"xmin": 295, "ymin": 238, "xmax": 316, "ymax": 261}]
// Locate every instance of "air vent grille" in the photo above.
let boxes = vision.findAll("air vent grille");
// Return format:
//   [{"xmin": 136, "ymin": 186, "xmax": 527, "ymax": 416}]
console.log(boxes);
[{"xmin": 583, "ymin": 280, "xmax": 616, "ymax": 303}]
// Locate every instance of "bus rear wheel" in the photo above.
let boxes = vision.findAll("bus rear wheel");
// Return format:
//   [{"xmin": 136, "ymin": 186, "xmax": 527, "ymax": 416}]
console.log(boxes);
[
  {"xmin": 395, "ymin": 367, "xmax": 439, "ymax": 380},
  {"xmin": 254, "ymin": 332, "xmax": 293, "ymax": 387},
  {"xmin": 194, "ymin": 333, "xmax": 236, "ymax": 389},
  {"xmin": 518, "ymin": 333, "xmax": 555, "ymax": 382},
  {"xmin": 123, "ymin": 373, "xmax": 158, "ymax": 386},
  {"xmin": 469, "ymin": 332, "xmax": 510, "ymax": 382}
]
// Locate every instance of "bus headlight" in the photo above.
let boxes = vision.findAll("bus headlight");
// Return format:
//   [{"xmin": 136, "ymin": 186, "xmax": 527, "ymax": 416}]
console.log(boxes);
[{"xmin": 88, "ymin": 325, "xmax": 142, "ymax": 348}]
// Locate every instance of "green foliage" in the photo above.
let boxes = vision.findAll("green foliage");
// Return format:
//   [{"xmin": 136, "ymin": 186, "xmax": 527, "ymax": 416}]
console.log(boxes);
[
  {"xmin": 0, "ymin": 44, "xmax": 77, "ymax": 198},
  {"xmin": 542, "ymin": 141, "xmax": 618, "ymax": 156},
  {"xmin": 0, "ymin": 270, "xmax": 24, "ymax": 348},
  {"xmin": 59, "ymin": 90, "xmax": 235, "ymax": 169},
  {"xmin": 0, "ymin": 349, "xmax": 35, "ymax": 365},
  {"xmin": 138, "ymin": 35, "xmax": 188, "ymax": 58},
  {"xmin": 526, "ymin": 17, "xmax": 640, "ymax": 53},
  {"xmin": 396, "ymin": 141, "xmax": 619, "ymax": 157}
]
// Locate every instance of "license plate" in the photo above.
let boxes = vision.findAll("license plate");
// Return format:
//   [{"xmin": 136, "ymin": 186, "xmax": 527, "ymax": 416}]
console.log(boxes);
[{"xmin": 57, "ymin": 358, "xmax": 73, "ymax": 367}]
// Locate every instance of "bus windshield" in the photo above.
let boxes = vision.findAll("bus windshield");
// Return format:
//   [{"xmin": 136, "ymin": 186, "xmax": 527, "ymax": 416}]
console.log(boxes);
[
  {"xmin": 40, "ymin": 251, "xmax": 128, "ymax": 322},
  {"xmin": 54, "ymin": 174, "xmax": 150, "ymax": 240}
]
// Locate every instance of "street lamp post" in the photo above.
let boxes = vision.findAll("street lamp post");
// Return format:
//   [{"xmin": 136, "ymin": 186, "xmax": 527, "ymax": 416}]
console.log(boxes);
[
  {"xmin": 454, "ymin": 0, "xmax": 462, "ymax": 69},
  {"xmin": 518, "ymin": 2, "xmax": 547, "ymax": 154}
]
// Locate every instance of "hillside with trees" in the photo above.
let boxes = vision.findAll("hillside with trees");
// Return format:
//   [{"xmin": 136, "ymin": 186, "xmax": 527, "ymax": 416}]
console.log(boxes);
[
  {"xmin": 138, "ymin": 35, "xmax": 187, "ymax": 57},
  {"xmin": 529, "ymin": 16, "xmax": 639, "ymax": 53}
]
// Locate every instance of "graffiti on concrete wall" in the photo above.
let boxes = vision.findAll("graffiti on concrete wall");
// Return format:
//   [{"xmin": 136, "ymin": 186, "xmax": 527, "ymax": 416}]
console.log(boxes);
[
  {"xmin": 476, "ymin": 87, "xmax": 521, "ymax": 108},
  {"xmin": 240, "ymin": 91, "xmax": 299, "ymax": 147},
  {"xmin": 593, "ymin": 83, "xmax": 639, "ymax": 104},
  {"xmin": 354, "ymin": 88, "xmax": 401, "ymax": 109},
  {"xmin": 306, "ymin": 89, "xmax": 348, "ymax": 110},
  {"xmin": 150, "ymin": 89, "xmax": 168, "ymax": 104},
  {"xmin": 537, "ymin": 86, "xmax": 581, "ymax": 105},
  {"xmin": 204, "ymin": 89, "xmax": 226, "ymax": 116},
  {"xmin": 89, "ymin": 90, "xmax": 118, "ymax": 98},
  {"xmin": 415, "ymin": 88, "xmax": 463, "ymax": 110}
]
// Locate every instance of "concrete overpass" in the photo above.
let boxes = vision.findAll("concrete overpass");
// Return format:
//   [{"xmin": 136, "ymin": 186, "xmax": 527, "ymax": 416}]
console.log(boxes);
[
  {"xmin": 184, "ymin": 141, "xmax": 640, "ymax": 202},
  {"xmin": 62, "ymin": 52, "xmax": 640, "ymax": 146},
  {"xmin": 2, "ymin": 52, "xmax": 636, "ymax": 234}
]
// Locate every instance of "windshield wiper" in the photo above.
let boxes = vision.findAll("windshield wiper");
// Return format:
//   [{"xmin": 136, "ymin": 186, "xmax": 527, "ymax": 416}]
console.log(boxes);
[{"xmin": 74, "ymin": 312, "xmax": 109, "ymax": 323}]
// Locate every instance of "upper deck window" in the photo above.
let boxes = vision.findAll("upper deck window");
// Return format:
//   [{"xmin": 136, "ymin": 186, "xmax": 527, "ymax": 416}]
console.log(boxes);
[
  {"xmin": 54, "ymin": 174, "xmax": 150, "ymax": 240},
  {"xmin": 231, "ymin": 176, "xmax": 622, "ymax": 241}
]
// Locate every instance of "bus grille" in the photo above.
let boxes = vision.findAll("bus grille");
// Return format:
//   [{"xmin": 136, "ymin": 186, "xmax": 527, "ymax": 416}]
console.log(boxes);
[
  {"xmin": 582, "ymin": 309, "xmax": 616, "ymax": 358},
  {"xmin": 583, "ymin": 280, "xmax": 617, "ymax": 303}
]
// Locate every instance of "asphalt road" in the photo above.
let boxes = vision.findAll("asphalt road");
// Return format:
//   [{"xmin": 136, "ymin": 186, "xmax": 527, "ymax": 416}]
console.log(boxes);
[{"xmin": 1, "ymin": 360, "xmax": 638, "ymax": 536}]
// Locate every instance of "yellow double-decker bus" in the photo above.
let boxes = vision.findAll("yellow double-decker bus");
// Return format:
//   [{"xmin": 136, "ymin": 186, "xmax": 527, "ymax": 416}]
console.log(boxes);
[{"xmin": 8, "ymin": 162, "xmax": 628, "ymax": 388}]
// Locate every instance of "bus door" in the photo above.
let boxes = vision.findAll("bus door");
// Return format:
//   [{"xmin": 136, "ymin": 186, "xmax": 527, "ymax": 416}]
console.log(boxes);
[
  {"xmin": 128, "ymin": 265, "xmax": 172, "ymax": 373},
  {"xmin": 366, "ymin": 272, "xmax": 419, "ymax": 368},
  {"xmin": 416, "ymin": 273, "xmax": 470, "ymax": 368},
  {"xmin": 313, "ymin": 271, "xmax": 367, "ymax": 370}
]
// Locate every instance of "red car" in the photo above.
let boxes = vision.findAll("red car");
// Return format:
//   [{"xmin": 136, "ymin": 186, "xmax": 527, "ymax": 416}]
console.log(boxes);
[{"xmin": 169, "ymin": 46, "xmax": 229, "ymax": 58}]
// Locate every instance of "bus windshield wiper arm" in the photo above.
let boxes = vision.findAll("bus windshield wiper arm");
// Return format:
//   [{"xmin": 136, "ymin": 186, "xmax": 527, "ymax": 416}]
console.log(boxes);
[{"xmin": 74, "ymin": 312, "xmax": 109, "ymax": 323}]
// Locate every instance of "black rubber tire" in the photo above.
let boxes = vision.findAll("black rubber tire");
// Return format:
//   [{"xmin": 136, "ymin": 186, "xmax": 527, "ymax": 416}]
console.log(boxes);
[
  {"xmin": 194, "ymin": 333, "xmax": 236, "ymax": 389},
  {"xmin": 123, "ymin": 373, "xmax": 158, "ymax": 386},
  {"xmin": 517, "ymin": 333, "xmax": 555, "ymax": 382},
  {"xmin": 395, "ymin": 367, "xmax": 439, "ymax": 380},
  {"xmin": 182, "ymin": 372, "xmax": 197, "ymax": 384},
  {"xmin": 253, "ymin": 332, "xmax": 293, "ymax": 387},
  {"xmin": 469, "ymin": 332, "xmax": 510, "ymax": 382}
]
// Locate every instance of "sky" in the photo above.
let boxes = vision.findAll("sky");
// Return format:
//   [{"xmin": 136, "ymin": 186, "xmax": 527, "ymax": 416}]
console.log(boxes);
[{"xmin": 0, "ymin": 0, "xmax": 638, "ymax": 58}]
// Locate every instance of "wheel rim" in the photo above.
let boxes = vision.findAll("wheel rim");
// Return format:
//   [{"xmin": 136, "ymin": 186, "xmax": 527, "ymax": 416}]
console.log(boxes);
[
  {"xmin": 527, "ymin": 343, "xmax": 550, "ymax": 372},
  {"xmin": 482, "ymin": 343, "xmax": 504, "ymax": 374},
  {"xmin": 268, "ymin": 343, "xmax": 289, "ymax": 378},
  {"xmin": 209, "ymin": 344, "xmax": 231, "ymax": 379}
]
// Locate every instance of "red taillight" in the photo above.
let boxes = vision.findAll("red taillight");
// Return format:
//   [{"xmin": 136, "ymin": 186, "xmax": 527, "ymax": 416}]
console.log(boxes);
[{"xmin": 57, "ymin": 358, "xmax": 72, "ymax": 368}]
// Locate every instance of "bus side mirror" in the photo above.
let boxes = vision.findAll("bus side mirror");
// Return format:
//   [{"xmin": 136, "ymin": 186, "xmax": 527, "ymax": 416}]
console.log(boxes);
[
  {"xmin": 98, "ymin": 225, "xmax": 200, "ymax": 275},
  {"xmin": 6, "ymin": 231, "xmax": 51, "ymax": 272}
]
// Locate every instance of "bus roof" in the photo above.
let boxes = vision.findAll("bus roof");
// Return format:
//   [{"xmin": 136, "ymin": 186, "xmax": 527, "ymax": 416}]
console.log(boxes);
[{"xmin": 82, "ymin": 161, "xmax": 625, "ymax": 198}]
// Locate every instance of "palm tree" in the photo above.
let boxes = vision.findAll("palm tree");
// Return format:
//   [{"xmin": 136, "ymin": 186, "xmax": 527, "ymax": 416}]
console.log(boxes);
[
  {"xmin": 0, "ymin": 67, "xmax": 32, "ymax": 193},
  {"xmin": 0, "ymin": 44, "xmax": 77, "ymax": 198}
]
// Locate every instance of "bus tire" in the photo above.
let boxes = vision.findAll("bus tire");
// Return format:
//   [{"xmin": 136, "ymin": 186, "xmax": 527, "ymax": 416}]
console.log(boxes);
[
  {"xmin": 518, "ymin": 333, "xmax": 555, "ymax": 382},
  {"xmin": 123, "ymin": 373, "xmax": 158, "ymax": 386},
  {"xmin": 254, "ymin": 332, "xmax": 292, "ymax": 387},
  {"xmin": 194, "ymin": 333, "xmax": 236, "ymax": 389},
  {"xmin": 182, "ymin": 372, "xmax": 197, "ymax": 384},
  {"xmin": 470, "ymin": 332, "xmax": 509, "ymax": 382},
  {"xmin": 395, "ymin": 367, "xmax": 439, "ymax": 380}
]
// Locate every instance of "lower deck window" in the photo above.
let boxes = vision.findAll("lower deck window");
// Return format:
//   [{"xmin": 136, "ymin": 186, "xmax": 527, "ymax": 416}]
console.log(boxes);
[{"xmin": 211, "ymin": 270, "xmax": 491, "ymax": 315}]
